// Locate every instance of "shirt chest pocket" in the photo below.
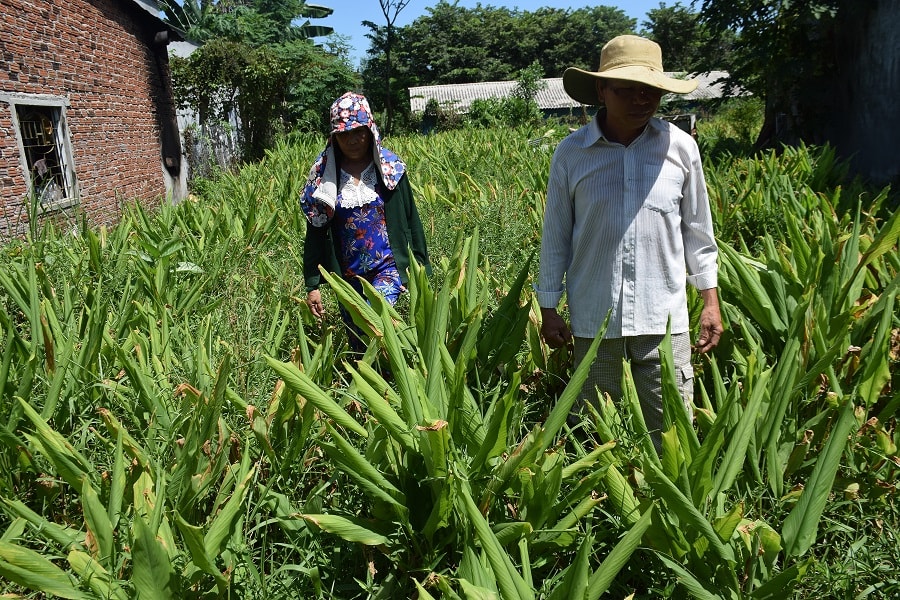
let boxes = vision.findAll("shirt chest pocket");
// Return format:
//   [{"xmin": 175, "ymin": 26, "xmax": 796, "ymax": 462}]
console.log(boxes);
[{"xmin": 642, "ymin": 164, "xmax": 684, "ymax": 214}]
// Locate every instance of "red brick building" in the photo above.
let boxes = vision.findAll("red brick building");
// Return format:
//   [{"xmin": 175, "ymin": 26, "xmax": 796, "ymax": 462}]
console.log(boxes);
[{"xmin": 0, "ymin": 0, "xmax": 185, "ymax": 239}]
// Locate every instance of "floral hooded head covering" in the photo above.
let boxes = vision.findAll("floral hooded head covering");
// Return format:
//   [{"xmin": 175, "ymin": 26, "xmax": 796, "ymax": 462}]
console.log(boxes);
[{"xmin": 300, "ymin": 92, "xmax": 406, "ymax": 227}]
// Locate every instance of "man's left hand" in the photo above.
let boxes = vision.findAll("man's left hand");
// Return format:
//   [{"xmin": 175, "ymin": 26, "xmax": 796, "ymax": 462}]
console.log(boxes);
[{"xmin": 696, "ymin": 288, "xmax": 723, "ymax": 354}]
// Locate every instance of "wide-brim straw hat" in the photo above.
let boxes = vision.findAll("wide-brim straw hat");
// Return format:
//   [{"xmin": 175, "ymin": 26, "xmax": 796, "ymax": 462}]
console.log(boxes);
[{"xmin": 563, "ymin": 35, "xmax": 698, "ymax": 105}]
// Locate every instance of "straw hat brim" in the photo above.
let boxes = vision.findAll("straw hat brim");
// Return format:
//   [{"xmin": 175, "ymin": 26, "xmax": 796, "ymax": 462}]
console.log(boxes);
[{"xmin": 563, "ymin": 66, "xmax": 698, "ymax": 105}]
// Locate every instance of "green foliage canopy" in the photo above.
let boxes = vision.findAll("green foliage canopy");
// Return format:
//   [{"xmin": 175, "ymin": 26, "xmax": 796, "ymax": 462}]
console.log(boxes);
[
  {"xmin": 696, "ymin": 0, "xmax": 845, "ymax": 144},
  {"xmin": 366, "ymin": 1, "xmax": 636, "ymax": 86},
  {"xmin": 164, "ymin": 0, "xmax": 358, "ymax": 160},
  {"xmin": 641, "ymin": 1, "xmax": 736, "ymax": 73}
]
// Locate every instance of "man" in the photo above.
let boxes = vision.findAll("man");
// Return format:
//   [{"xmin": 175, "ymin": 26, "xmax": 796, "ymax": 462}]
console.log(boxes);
[{"xmin": 535, "ymin": 35, "xmax": 723, "ymax": 449}]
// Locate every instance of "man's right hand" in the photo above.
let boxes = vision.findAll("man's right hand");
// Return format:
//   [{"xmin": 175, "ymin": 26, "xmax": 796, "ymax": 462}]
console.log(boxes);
[{"xmin": 540, "ymin": 307, "xmax": 572, "ymax": 349}]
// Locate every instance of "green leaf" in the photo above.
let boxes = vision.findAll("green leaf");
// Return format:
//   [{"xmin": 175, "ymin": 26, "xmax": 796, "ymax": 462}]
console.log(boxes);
[
  {"xmin": 81, "ymin": 477, "xmax": 114, "ymax": 565},
  {"xmin": 548, "ymin": 531, "xmax": 592, "ymax": 600},
  {"xmin": 1, "ymin": 498, "xmax": 82, "ymax": 549},
  {"xmin": 857, "ymin": 291, "xmax": 895, "ymax": 406},
  {"xmin": 265, "ymin": 356, "xmax": 368, "ymax": 437},
  {"xmin": 586, "ymin": 507, "xmax": 654, "ymax": 598},
  {"xmin": 644, "ymin": 461, "xmax": 735, "ymax": 563},
  {"xmin": 0, "ymin": 541, "xmax": 87, "ymax": 599},
  {"xmin": 782, "ymin": 398, "xmax": 858, "ymax": 558},
  {"xmin": 749, "ymin": 557, "xmax": 813, "ymax": 599},
  {"xmin": 457, "ymin": 479, "xmax": 534, "ymax": 600},
  {"xmin": 320, "ymin": 425, "xmax": 407, "ymax": 513},
  {"xmin": 18, "ymin": 397, "xmax": 93, "ymax": 489},
  {"xmin": 132, "ymin": 516, "xmax": 177, "ymax": 599},
  {"xmin": 345, "ymin": 362, "xmax": 417, "ymax": 452},
  {"xmin": 174, "ymin": 512, "xmax": 228, "ymax": 590},
  {"xmin": 712, "ymin": 367, "xmax": 771, "ymax": 498},
  {"xmin": 300, "ymin": 513, "xmax": 390, "ymax": 546},
  {"xmin": 204, "ymin": 464, "xmax": 255, "ymax": 559},
  {"xmin": 68, "ymin": 549, "xmax": 129, "ymax": 600},
  {"xmin": 653, "ymin": 551, "xmax": 725, "ymax": 600}
]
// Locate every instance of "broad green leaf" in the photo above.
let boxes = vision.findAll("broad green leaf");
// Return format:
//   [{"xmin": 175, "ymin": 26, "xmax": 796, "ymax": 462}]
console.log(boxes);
[
  {"xmin": 712, "ymin": 502, "xmax": 744, "ymax": 542},
  {"xmin": 749, "ymin": 557, "xmax": 813, "ymax": 599},
  {"xmin": 542, "ymin": 316, "xmax": 609, "ymax": 440},
  {"xmin": 132, "ymin": 516, "xmax": 177, "ymax": 600},
  {"xmin": 621, "ymin": 360, "xmax": 662, "ymax": 467},
  {"xmin": 856, "ymin": 291, "xmax": 895, "ymax": 406},
  {"xmin": 108, "ymin": 429, "xmax": 127, "ymax": 529},
  {"xmin": 560, "ymin": 441, "xmax": 616, "ymax": 479},
  {"xmin": 319, "ymin": 267, "xmax": 385, "ymax": 340},
  {"xmin": 597, "ymin": 454, "xmax": 641, "ymax": 526},
  {"xmin": 300, "ymin": 513, "xmax": 390, "ymax": 546},
  {"xmin": 345, "ymin": 362, "xmax": 417, "ymax": 452},
  {"xmin": 174, "ymin": 511, "xmax": 228, "ymax": 590},
  {"xmin": 653, "ymin": 551, "xmax": 725, "ymax": 600},
  {"xmin": 586, "ymin": 507, "xmax": 654, "ymax": 598},
  {"xmin": 719, "ymin": 244, "xmax": 787, "ymax": 335},
  {"xmin": 81, "ymin": 477, "xmax": 114, "ymax": 564},
  {"xmin": 414, "ymin": 579, "xmax": 439, "ymax": 599},
  {"xmin": 645, "ymin": 461, "xmax": 735, "ymax": 563},
  {"xmin": 713, "ymin": 368, "xmax": 771, "ymax": 498},
  {"xmin": 659, "ymin": 329, "xmax": 700, "ymax": 461},
  {"xmin": 266, "ymin": 356, "xmax": 368, "ymax": 437},
  {"xmin": 97, "ymin": 407, "xmax": 152, "ymax": 471},
  {"xmin": 204, "ymin": 464, "xmax": 255, "ymax": 559},
  {"xmin": 0, "ymin": 541, "xmax": 87, "ymax": 599},
  {"xmin": 1, "ymin": 498, "xmax": 82, "ymax": 549},
  {"xmin": 782, "ymin": 398, "xmax": 859, "ymax": 558},
  {"xmin": 418, "ymin": 418, "xmax": 451, "ymax": 492},
  {"xmin": 68, "ymin": 549, "xmax": 129, "ymax": 600},
  {"xmin": 457, "ymin": 480, "xmax": 534, "ymax": 600},
  {"xmin": 547, "ymin": 531, "xmax": 591, "ymax": 600},
  {"xmin": 18, "ymin": 397, "xmax": 93, "ymax": 489},
  {"xmin": 320, "ymin": 425, "xmax": 407, "ymax": 512},
  {"xmin": 459, "ymin": 578, "xmax": 501, "ymax": 600}
]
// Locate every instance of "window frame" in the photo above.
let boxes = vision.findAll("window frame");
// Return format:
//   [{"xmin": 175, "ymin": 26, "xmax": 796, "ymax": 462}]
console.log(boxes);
[{"xmin": 1, "ymin": 92, "xmax": 78, "ymax": 213}]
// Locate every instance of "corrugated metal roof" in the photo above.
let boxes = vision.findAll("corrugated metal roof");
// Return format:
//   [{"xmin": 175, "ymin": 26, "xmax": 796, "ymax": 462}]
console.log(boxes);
[
  {"xmin": 130, "ymin": 0, "xmax": 162, "ymax": 19},
  {"xmin": 409, "ymin": 71, "xmax": 735, "ymax": 113},
  {"xmin": 128, "ymin": 0, "xmax": 184, "ymax": 41}
]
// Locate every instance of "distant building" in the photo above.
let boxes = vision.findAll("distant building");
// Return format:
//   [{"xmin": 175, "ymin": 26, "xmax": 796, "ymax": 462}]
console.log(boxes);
[
  {"xmin": 409, "ymin": 72, "xmax": 735, "ymax": 126},
  {"xmin": 0, "ymin": 0, "xmax": 184, "ymax": 239}
]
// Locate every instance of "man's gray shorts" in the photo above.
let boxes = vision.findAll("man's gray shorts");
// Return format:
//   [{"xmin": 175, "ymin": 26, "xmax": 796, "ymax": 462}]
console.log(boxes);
[{"xmin": 572, "ymin": 333, "xmax": 693, "ymax": 448}]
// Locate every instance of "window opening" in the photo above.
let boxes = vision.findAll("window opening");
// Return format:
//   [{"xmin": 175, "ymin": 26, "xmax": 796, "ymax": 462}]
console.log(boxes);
[{"xmin": 17, "ymin": 105, "xmax": 70, "ymax": 207}]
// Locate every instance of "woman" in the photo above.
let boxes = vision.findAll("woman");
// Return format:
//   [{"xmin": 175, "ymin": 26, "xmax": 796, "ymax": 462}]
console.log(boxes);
[{"xmin": 300, "ymin": 92, "xmax": 430, "ymax": 348}]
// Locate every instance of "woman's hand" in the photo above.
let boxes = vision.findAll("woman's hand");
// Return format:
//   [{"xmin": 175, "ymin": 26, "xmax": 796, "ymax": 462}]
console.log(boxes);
[{"xmin": 307, "ymin": 289, "xmax": 325, "ymax": 319}]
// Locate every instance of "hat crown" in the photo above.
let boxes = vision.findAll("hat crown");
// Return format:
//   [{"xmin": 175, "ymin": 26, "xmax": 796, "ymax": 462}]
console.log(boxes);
[{"xmin": 599, "ymin": 35, "xmax": 664, "ymax": 74}]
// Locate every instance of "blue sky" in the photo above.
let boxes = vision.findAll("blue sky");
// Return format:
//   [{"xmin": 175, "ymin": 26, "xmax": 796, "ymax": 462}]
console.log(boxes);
[{"xmin": 317, "ymin": 0, "xmax": 662, "ymax": 68}]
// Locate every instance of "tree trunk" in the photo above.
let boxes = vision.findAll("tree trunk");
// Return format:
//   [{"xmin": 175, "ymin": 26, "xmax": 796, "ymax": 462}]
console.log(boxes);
[
  {"xmin": 827, "ymin": 0, "xmax": 900, "ymax": 185},
  {"xmin": 758, "ymin": 0, "xmax": 899, "ymax": 186}
]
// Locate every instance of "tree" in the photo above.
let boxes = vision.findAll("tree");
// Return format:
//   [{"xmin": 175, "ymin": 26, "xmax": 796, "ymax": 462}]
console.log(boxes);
[
  {"xmin": 161, "ymin": 0, "xmax": 227, "ymax": 42},
  {"xmin": 163, "ymin": 0, "xmax": 358, "ymax": 161},
  {"xmin": 698, "ymin": 0, "xmax": 900, "ymax": 184},
  {"xmin": 374, "ymin": 0, "xmax": 413, "ymax": 134},
  {"xmin": 641, "ymin": 2, "xmax": 735, "ymax": 73},
  {"xmin": 162, "ymin": 0, "xmax": 334, "ymax": 43},
  {"xmin": 364, "ymin": 2, "xmax": 635, "ymax": 88}
]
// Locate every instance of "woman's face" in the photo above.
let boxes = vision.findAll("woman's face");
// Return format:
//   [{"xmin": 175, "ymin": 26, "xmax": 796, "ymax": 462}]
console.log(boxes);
[{"xmin": 334, "ymin": 126, "xmax": 373, "ymax": 163}]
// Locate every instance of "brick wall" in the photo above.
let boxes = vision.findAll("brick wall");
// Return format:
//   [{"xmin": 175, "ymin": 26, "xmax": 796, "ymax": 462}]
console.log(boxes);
[{"xmin": 0, "ymin": 0, "xmax": 179, "ymax": 239}]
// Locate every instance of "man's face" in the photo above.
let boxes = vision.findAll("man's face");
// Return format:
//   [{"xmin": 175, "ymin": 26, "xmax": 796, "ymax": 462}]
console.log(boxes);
[{"xmin": 597, "ymin": 80, "xmax": 663, "ymax": 131}]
